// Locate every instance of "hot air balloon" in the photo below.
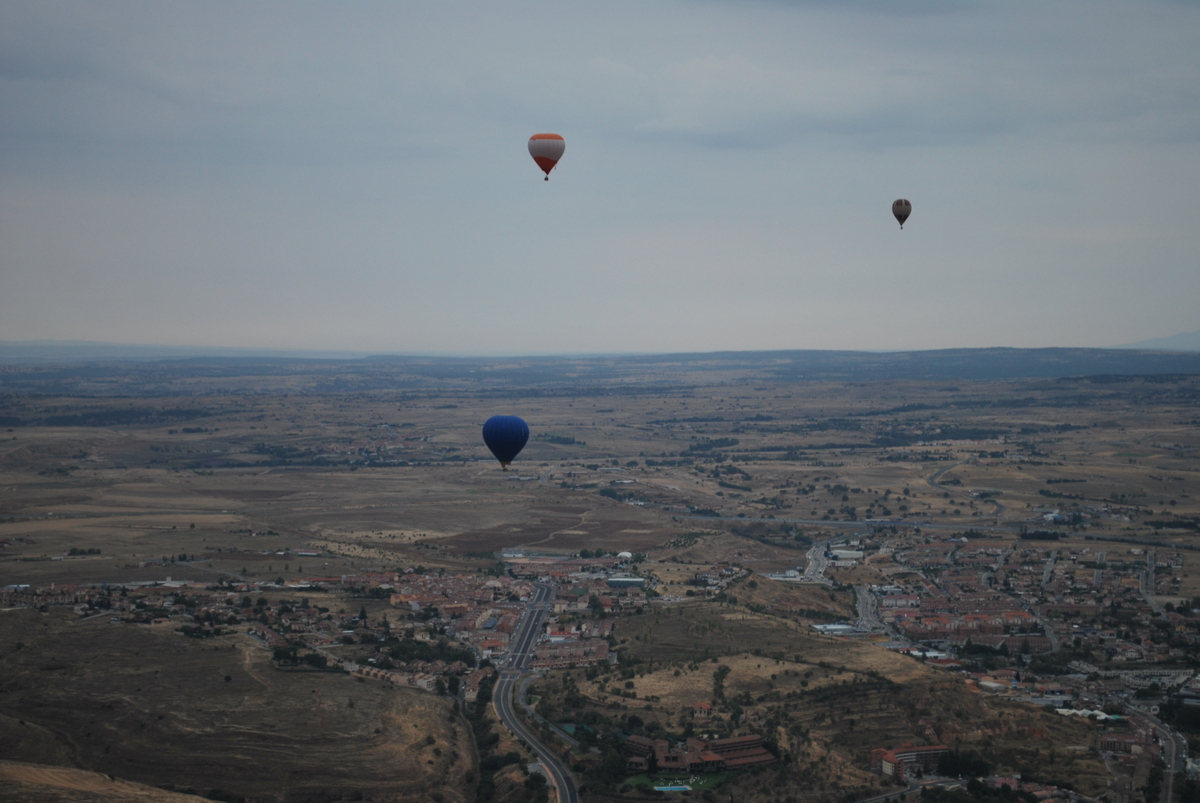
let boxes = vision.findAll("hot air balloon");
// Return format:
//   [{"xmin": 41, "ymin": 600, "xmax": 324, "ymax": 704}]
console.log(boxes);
[
  {"xmin": 892, "ymin": 199, "xmax": 912, "ymax": 229},
  {"xmin": 482, "ymin": 415, "xmax": 530, "ymax": 470},
  {"xmin": 528, "ymin": 133, "xmax": 565, "ymax": 181}
]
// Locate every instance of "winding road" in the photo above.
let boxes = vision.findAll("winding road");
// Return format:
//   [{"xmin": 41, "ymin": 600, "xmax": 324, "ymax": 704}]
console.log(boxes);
[
  {"xmin": 927, "ymin": 459, "xmax": 1005, "ymax": 519},
  {"xmin": 491, "ymin": 582, "xmax": 579, "ymax": 803}
]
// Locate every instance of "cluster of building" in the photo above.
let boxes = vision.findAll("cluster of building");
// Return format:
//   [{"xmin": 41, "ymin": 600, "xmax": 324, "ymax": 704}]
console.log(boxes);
[
  {"xmin": 0, "ymin": 582, "xmax": 100, "ymax": 610},
  {"xmin": 532, "ymin": 636, "xmax": 610, "ymax": 669},
  {"xmin": 885, "ymin": 595, "xmax": 1051, "ymax": 653},
  {"xmin": 865, "ymin": 531, "xmax": 1200, "ymax": 665},
  {"xmin": 550, "ymin": 582, "xmax": 648, "ymax": 614},
  {"xmin": 506, "ymin": 552, "xmax": 633, "ymax": 580},
  {"xmin": 381, "ymin": 563, "xmax": 642, "ymax": 668},
  {"xmin": 386, "ymin": 572, "xmax": 535, "ymax": 660},
  {"xmin": 1096, "ymin": 724, "xmax": 1159, "ymax": 760},
  {"xmin": 624, "ymin": 734, "xmax": 776, "ymax": 774},
  {"xmin": 870, "ymin": 743, "xmax": 948, "ymax": 782},
  {"xmin": 688, "ymin": 564, "xmax": 741, "ymax": 588},
  {"xmin": 351, "ymin": 660, "xmax": 471, "ymax": 692}
]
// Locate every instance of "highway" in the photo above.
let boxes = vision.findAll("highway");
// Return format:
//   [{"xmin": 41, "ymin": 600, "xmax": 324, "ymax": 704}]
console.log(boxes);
[{"xmin": 491, "ymin": 582, "xmax": 580, "ymax": 803}]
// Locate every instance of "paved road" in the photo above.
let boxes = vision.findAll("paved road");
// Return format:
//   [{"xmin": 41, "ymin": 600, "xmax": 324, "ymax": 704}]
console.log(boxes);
[
  {"xmin": 854, "ymin": 586, "xmax": 888, "ymax": 632},
  {"xmin": 1041, "ymin": 551, "xmax": 1058, "ymax": 588},
  {"xmin": 679, "ymin": 513, "xmax": 1020, "ymax": 534},
  {"xmin": 1132, "ymin": 709, "xmax": 1188, "ymax": 803},
  {"xmin": 501, "ymin": 582, "xmax": 553, "ymax": 671},
  {"xmin": 926, "ymin": 460, "xmax": 1005, "ymax": 520},
  {"xmin": 803, "ymin": 541, "xmax": 833, "ymax": 584},
  {"xmin": 491, "ymin": 583, "xmax": 579, "ymax": 803},
  {"xmin": 1141, "ymin": 553, "xmax": 1166, "ymax": 617}
]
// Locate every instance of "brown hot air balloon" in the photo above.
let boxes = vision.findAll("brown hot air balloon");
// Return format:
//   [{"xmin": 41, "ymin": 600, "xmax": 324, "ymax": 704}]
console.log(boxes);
[{"xmin": 892, "ymin": 198, "xmax": 912, "ymax": 229}]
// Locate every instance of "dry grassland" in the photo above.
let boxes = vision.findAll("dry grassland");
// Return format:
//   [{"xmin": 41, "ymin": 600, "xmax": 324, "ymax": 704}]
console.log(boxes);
[
  {"xmin": 6, "ymin": 375, "xmax": 1200, "ymax": 589},
  {"xmin": 0, "ymin": 608, "xmax": 472, "ymax": 803},
  {"xmin": 616, "ymin": 605, "xmax": 912, "ymax": 679},
  {"xmin": 4, "ymin": 371, "xmax": 1200, "ymax": 800},
  {"xmin": 549, "ymin": 628, "xmax": 1107, "ymax": 798},
  {"xmin": 0, "ymin": 759, "xmax": 214, "ymax": 803}
]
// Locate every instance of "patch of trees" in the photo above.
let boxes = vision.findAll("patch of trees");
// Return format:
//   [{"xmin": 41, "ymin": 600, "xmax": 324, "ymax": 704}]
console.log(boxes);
[
  {"xmin": 1019, "ymin": 530, "xmax": 1061, "ymax": 540},
  {"xmin": 579, "ymin": 549, "xmax": 629, "ymax": 559},
  {"xmin": 1159, "ymin": 696, "xmax": 1200, "ymax": 735},
  {"xmin": 873, "ymin": 427, "xmax": 1008, "ymax": 448},
  {"xmin": 936, "ymin": 749, "xmax": 992, "ymax": 779},
  {"xmin": 921, "ymin": 780, "xmax": 1037, "ymax": 803},
  {"xmin": 467, "ymin": 673, "xmax": 526, "ymax": 803},
  {"xmin": 1147, "ymin": 518, "xmax": 1200, "ymax": 531},
  {"xmin": 534, "ymin": 434, "xmax": 580, "ymax": 445},
  {"xmin": 580, "ymin": 733, "xmax": 630, "ymax": 794},
  {"xmin": 271, "ymin": 646, "xmax": 328, "ymax": 668},
  {"xmin": 729, "ymin": 521, "xmax": 805, "ymax": 549},
  {"xmin": 882, "ymin": 451, "xmax": 950, "ymax": 462},
  {"xmin": 11, "ymin": 407, "xmax": 215, "ymax": 427},
  {"xmin": 385, "ymin": 637, "xmax": 476, "ymax": 667},
  {"xmin": 684, "ymin": 437, "xmax": 740, "ymax": 453},
  {"xmin": 251, "ymin": 443, "xmax": 315, "ymax": 459},
  {"xmin": 1181, "ymin": 779, "xmax": 1200, "ymax": 803},
  {"xmin": 1039, "ymin": 489, "xmax": 1084, "ymax": 501},
  {"xmin": 177, "ymin": 625, "xmax": 229, "ymax": 639},
  {"xmin": 792, "ymin": 417, "xmax": 865, "ymax": 430},
  {"xmin": 712, "ymin": 664, "xmax": 731, "ymax": 702}
]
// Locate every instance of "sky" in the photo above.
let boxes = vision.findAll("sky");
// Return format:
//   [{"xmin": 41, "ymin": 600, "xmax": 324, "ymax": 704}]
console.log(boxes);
[{"xmin": 1, "ymin": 1, "xmax": 1198, "ymax": 356}]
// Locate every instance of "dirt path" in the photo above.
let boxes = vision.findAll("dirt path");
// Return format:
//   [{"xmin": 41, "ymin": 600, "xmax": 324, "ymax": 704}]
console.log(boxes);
[{"xmin": 239, "ymin": 641, "xmax": 269, "ymax": 689}]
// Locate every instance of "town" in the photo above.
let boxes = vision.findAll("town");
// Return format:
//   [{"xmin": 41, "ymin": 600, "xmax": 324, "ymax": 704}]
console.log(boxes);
[{"xmin": 9, "ymin": 520, "xmax": 1200, "ymax": 803}]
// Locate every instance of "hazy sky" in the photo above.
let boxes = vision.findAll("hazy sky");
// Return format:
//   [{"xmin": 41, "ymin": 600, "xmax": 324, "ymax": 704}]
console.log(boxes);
[{"xmin": 2, "ymin": 1, "xmax": 1198, "ymax": 355}]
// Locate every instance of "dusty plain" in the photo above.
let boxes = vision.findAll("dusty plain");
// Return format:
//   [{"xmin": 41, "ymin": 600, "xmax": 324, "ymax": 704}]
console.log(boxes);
[{"xmin": 3, "ymin": 355, "xmax": 1200, "ymax": 802}]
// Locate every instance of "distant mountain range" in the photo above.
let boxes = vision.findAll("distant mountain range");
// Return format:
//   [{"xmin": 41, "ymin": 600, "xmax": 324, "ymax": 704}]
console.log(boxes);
[
  {"xmin": 0, "ymin": 340, "xmax": 371, "ymax": 364},
  {"xmin": 1116, "ymin": 329, "xmax": 1200, "ymax": 352},
  {"xmin": 3, "ymin": 338, "xmax": 1200, "ymax": 390},
  {"xmin": 2, "ymin": 331, "xmax": 1198, "ymax": 365}
]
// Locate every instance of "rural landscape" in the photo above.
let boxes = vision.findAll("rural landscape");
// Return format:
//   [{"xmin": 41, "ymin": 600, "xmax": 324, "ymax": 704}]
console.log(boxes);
[
  {"xmin": 5, "ymin": 0, "xmax": 1199, "ymax": 801},
  {"xmin": 5, "ymin": 349, "xmax": 1200, "ymax": 803}
]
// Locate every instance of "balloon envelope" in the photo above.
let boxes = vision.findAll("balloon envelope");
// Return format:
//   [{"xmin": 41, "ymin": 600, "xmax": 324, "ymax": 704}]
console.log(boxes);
[
  {"xmin": 482, "ymin": 415, "xmax": 530, "ymax": 469},
  {"xmin": 528, "ymin": 133, "xmax": 565, "ymax": 178},
  {"xmin": 892, "ymin": 199, "xmax": 912, "ymax": 228}
]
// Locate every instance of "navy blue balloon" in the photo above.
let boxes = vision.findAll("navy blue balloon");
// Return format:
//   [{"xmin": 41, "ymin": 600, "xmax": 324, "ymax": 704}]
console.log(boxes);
[{"xmin": 482, "ymin": 415, "xmax": 529, "ymax": 470}]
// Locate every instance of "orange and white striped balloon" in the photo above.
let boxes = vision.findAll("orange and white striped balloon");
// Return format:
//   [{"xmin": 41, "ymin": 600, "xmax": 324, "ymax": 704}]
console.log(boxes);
[{"xmin": 528, "ymin": 133, "xmax": 565, "ymax": 180}]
